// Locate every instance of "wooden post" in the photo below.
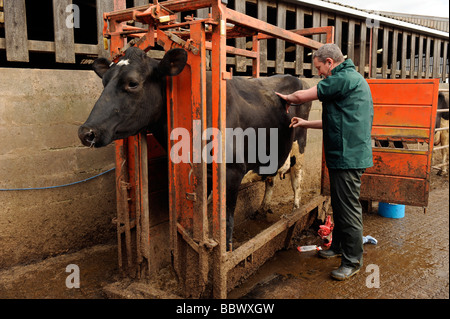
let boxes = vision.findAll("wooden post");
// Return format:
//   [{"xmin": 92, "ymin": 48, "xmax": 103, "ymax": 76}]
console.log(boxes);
[
  {"xmin": 235, "ymin": 0, "xmax": 246, "ymax": 72},
  {"xmin": 275, "ymin": 3, "xmax": 286, "ymax": 74},
  {"xmin": 442, "ymin": 41, "xmax": 448, "ymax": 83},
  {"xmin": 295, "ymin": 7, "xmax": 305, "ymax": 76},
  {"xmin": 425, "ymin": 36, "xmax": 431, "ymax": 78},
  {"xmin": 53, "ymin": 0, "xmax": 76, "ymax": 63},
  {"xmin": 418, "ymin": 35, "xmax": 424, "ymax": 78},
  {"xmin": 391, "ymin": 29, "xmax": 398, "ymax": 78},
  {"xmin": 401, "ymin": 32, "xmax": 407, "ymax": 79},
  {"xmin": 96, "ymin": 0, "xmax": 114, "ymax": 58},
  {"xmin": 311, "ymin": 10, "xmax": 320, "ymax": 76},
  {"xmin": 409, "ymin": 33, "xmax": 416, "ymax": 78},
  {"xmin": 257, "ymin": 0, "xmax": 268, "ymax": 74},
  {"xmin": 359, "ymin": 21, "xmax": 367, "ymax": 76},
  {"xmin": 381, "ymin": 27, "xmax": 389, "ymax": 79},
  {"xmin": 370, "ymin": 26, "xmax": 379, "ymax": 78},
  {"xmin": 4, "ymin": 0, "xmax": 29, "ymax": 62}
]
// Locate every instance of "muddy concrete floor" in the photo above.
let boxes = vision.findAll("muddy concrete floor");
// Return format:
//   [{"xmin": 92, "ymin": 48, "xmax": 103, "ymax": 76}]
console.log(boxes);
[
  {"xmin": 231, "ymin": 172, "xmax": 449, "ymax": 299},
  {"xmin": 0, "ymin": 172, "xmax": 448, "ymax": 299}
]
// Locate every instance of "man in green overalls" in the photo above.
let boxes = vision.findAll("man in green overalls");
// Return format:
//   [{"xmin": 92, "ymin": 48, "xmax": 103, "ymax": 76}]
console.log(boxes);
[{"xmin": 276, "ymin": 44, "xmax": 373, "ymax": 281}]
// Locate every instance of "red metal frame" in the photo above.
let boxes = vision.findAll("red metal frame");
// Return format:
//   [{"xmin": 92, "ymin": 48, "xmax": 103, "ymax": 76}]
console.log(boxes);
[
  {"xmin": 105, "ymin": 0, "xmax": 334, "ymax": 298},
  {"xmin": 322, "ymin": 79, "xmax": 440, "ymax": 210}
]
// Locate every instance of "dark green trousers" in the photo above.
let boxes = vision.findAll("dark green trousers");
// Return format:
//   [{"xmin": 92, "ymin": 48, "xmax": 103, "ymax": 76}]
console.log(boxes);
[{"xmin": 328, "ymin": 168, "xmax": 365, "ymax": 268}]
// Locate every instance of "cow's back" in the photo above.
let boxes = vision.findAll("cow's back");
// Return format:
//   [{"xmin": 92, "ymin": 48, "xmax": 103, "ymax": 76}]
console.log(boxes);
[{"xmin": 205, "ymin": 73, "xmax": 310, "ymax": 175}]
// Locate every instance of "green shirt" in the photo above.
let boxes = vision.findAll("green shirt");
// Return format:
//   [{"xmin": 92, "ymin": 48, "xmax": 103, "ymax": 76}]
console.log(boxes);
[{"xmin": 317, "ymin": 59, "xmax": 374, "ymax": 169}]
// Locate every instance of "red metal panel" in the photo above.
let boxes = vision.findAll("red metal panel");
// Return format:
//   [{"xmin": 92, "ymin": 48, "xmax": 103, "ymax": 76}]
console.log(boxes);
[
  {"xmin": 370, "ymin": 80, "xmax": 436, "ymax": 105},
  {"xmin": 373, "ymin": 106, "xmax": 433, "ymax": 128},
  {"xmin": 321, "ymin": 79, "xmax": 440, "ymax": 208},
  {"xmin": 369, "ymin": 150, "xmax": 428, "ymax": 179}
]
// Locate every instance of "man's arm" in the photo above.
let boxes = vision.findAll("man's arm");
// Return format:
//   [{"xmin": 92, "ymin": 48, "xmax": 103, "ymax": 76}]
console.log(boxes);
[
  {"xmin": 290, "ymin": 118, "xmax": 322, "ymax": 129},
  {"xmin": 276, "ymin": 85, "xmax": 318, "ymax": 105}
]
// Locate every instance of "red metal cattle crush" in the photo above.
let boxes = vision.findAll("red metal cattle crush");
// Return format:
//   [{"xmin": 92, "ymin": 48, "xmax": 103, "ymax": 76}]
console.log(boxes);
[{"xmin": 104, "ymin": 0, "xmax": 333, "ymax": 298}]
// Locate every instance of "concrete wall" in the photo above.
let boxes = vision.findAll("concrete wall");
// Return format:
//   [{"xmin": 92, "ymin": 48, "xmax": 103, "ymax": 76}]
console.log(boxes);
[{"xmin": 0, "ymin": 68, "xmax": 116, "ymax": 269}]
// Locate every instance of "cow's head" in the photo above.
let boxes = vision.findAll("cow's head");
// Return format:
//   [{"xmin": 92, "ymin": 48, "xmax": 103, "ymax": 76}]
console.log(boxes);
[{"xmin": 78, "ymin": 47, "xmax": 187, "ymax": 148}]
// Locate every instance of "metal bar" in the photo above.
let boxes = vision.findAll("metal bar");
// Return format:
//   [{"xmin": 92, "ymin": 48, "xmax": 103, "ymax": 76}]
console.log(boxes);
[
  {"xmin": 139, "ymin": 132, "xmax": 151, "ymax": 276},
  {"xmin": 204, "ymin": 41, "xmax": 258, "ymax": 58},
  {"xmin": 257, "ymin": 26, "xmax": 334, "ymax": 41},
  {"xmin": 114, "ymin": 140, "xmax": 126, "ymax": 271},
  {"xmin": 225, "ymin": 7, "xmax": 323, "ymax": 50},
  {"xmin": 167, "ymin": 68, "xmax": 180, "ymax": 281},
  {"xmin": 435, "ymin": 127, "xmax": 449, "ymax": 133},
  {"xmin": 105, "ymin": 0, "xmax": 214, "ymax": 22},
  {"xmin": 190, "ymin": 21, "xmax": 209, "ymax": 291},
  {"xmin": 225, "ymin": 196, "xmax": 326, "ymax": 271},
  {"xmin": 433, "ymin": 145, "xmax": 449, "ymax": 151},
  {"xmin": 211, "ymin": 0, "xmax": 227, "ymax": 299},
  {"xmin": 432, "ymin": 162, "xmax": 449, "ymax": 168},
  {"xmin": 177, "ymin": 223, "xmax": 199, "ymax": 253},
  {"xmin": 252, "ymin": 34, "xmax": 260, "ymax": 78}
]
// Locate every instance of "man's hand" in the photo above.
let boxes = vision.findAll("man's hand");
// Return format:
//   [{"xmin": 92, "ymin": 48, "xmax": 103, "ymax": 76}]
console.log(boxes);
[
  {"xmin": 290, "ymin": 117, "xmax": 323, "ymax": 129},
  {"xmin": 275, "ymin": 92, "xmax": 292, "ymax": 113},
  {"xmin": 290, "ymin": 117, "xmax": 308, "ymax": 128},
  {"xmin": 275, "ymin": 92, "xmax": 290, "ymax": 104}
]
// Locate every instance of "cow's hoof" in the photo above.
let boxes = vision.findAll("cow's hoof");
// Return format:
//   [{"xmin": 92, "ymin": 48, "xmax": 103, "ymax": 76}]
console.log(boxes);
[{"xmin": 249, "ymin": 209, "xmax": 268, "ymax": 220}]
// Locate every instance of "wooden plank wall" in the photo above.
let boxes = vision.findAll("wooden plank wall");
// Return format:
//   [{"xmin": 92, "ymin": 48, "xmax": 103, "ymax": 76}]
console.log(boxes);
[
  {"xmin": 0, "ymin": 0, "xmax": 448, "ymax": 82},
  {"xmin": 3, "ymin": 0, "xmax": 29, "ymax": 62}
]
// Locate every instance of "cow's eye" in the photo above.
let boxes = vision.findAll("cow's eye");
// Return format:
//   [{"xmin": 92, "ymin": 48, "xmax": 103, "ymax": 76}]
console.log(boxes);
[{"xmin": 128, "ymin": 81, "xmax": 139, "ymax": 89}]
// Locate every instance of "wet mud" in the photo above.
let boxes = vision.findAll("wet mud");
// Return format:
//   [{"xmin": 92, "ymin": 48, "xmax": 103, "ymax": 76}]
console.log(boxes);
[{"xmin": 230, "ymin": 173, "xmax": 449, "ymax": 299}]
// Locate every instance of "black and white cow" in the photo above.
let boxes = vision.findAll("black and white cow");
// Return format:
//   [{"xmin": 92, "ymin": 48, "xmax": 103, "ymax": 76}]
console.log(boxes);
[
  {"xmin": 434, "ymin": 91, "xmax": 449, "ymax": 175},
  {"xmin": 78, "ymin": 47, "xmax": 312, "ymax": 250}
]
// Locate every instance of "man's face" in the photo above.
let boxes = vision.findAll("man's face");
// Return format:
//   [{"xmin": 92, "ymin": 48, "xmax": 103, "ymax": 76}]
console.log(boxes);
[{"xmin": 313, "ymin": 57, "xmax": 333, "ymax": 78}]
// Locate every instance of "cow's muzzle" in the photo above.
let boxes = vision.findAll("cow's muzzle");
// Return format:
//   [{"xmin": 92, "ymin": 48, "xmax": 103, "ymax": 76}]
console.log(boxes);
[{"xmin": 78, "ymin": 126, "xmax": 100, "ymax": 148}]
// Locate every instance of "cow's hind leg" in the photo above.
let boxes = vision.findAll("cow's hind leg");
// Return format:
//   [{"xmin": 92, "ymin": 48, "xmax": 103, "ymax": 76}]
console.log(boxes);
[
  {"xmin": 440, "ymin": 119, "xmax": 449, "ymax": 175},
  {"xmin": 250, "ymin": 177, "xmax": 275, "ymax": 220},
  {"xmin": 290, "ymin": 141, "xmax": 304, "ymax": 209}
]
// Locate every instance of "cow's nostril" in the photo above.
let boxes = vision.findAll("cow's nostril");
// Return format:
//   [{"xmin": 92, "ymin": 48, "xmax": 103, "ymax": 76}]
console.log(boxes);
[
  {"xmin": 85, "ymin": 130, "xmax": 97, "ymax": 148},
  {"xmin": 86, "ymin": 130, "xmax": 95, "ymax": 141},
  {"xmin": 78, "ymin": 126, "xmax": 98, "ymax": 148}
]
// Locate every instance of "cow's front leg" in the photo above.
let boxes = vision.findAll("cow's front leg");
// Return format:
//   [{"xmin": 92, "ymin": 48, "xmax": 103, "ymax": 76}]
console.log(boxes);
[{"xmin": 226, "ymin": 167, "xmax": 245, "ymax": 251}]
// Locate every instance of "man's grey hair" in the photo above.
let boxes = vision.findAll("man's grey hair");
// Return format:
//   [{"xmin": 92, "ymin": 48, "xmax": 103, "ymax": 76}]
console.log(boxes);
[{"xmin": 312, "ymin": 44, "xmax": 345, "ymax": 63}]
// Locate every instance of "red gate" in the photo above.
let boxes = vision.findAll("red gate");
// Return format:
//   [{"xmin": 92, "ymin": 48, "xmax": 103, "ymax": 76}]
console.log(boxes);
[{"xmin": 322, "ymin": 79, "xmax": 440, "ymax": 210}]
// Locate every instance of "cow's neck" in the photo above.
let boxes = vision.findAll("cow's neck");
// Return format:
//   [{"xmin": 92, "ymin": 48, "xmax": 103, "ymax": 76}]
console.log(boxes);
[{"xmin": 146, "ymin": 79, "xmax": 168, "ymax": 151}]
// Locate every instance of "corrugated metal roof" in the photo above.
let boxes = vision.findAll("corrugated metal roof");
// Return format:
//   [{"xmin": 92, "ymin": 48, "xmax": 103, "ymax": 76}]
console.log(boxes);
[
  {"xmin": 284, "ymin": 0, "xmax": 449, "ymax": 38},
  {"xmin": 323, "ymin": 0, "xmax": 449, "ymax": 32}
]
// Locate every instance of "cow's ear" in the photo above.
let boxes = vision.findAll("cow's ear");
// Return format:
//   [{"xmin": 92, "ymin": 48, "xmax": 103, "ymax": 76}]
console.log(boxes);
[
  {"xmin": 93, "ymin": 58, "xmax": 112, "ymax": 78},
  {"xmin": 158, "ymin": 48, "xmax": 187, "ymax": 76}
]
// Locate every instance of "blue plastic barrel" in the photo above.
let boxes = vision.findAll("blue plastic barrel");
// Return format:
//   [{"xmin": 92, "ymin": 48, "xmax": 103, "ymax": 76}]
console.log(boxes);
[{"xmin": 378, "ymin": 202, "xmax": 405, "ymax": 219}]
